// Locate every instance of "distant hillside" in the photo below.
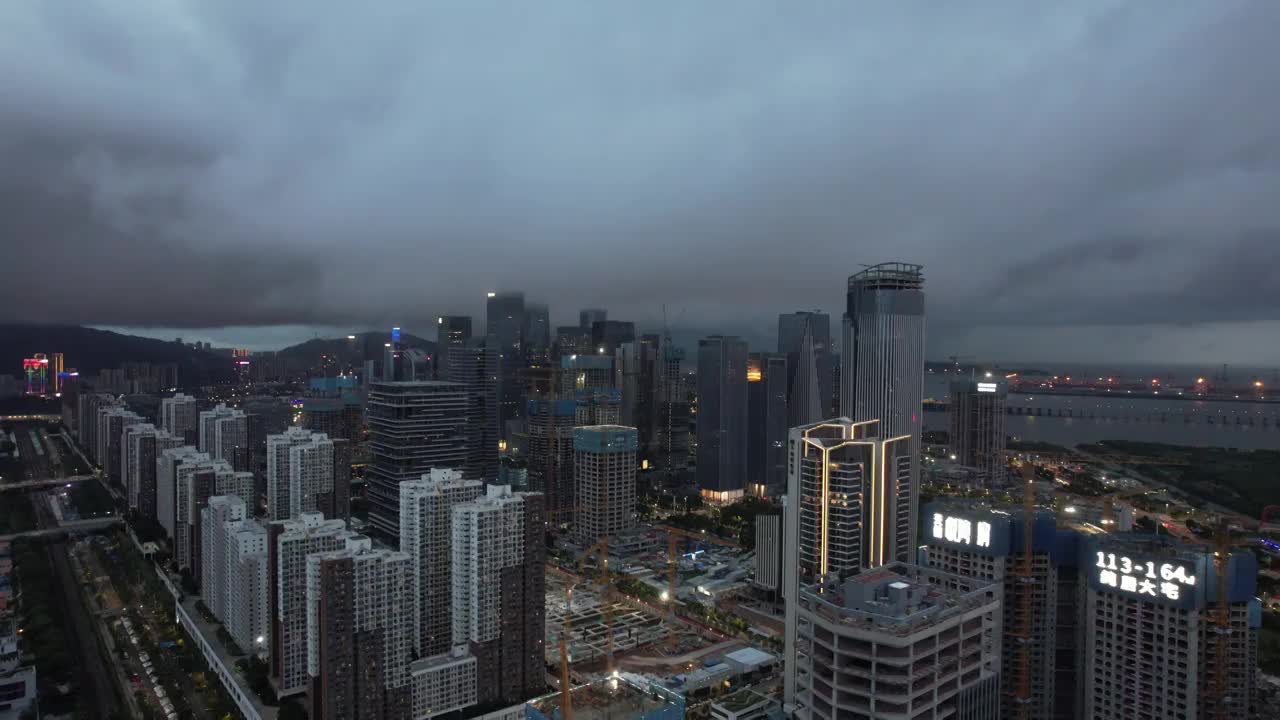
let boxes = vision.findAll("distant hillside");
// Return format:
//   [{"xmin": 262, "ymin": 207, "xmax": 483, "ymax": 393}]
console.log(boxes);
[
  {"xmin": 277, "ymin": 331, "xmax": 436, "ymax": 364},
  {"xmin": 0, "ymin": 324, "xmax": 234, "ymax": 385}
]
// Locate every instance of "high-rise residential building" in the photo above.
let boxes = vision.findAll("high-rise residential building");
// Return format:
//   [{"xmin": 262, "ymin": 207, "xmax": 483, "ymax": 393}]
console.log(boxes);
[
  {"xmin": 365, "ymin": 381, "xmax": 468, "ymax": 540},
  {"xmin": 451, "ymin": 485, "xmax": 545, "ymax": 707},
  {"xmin": 76, "ymin": 393, "xmax": 117, "ymax": 458},
  {"xmin": 1080, "ymin": 534, "xmax": 1258, "ymax": 720},
  {"xmin": 202, "ymin": 495, "xmax": 246, "ymax": 626},
  {"xmin": 526, "ymin": 397, "xmax": 577, "ymax": 515},
  {"xmin": 918, "ymin": 500, "xmax": 1083, "ymax": 720},
  {"xmin": 696, "ymin": 335, "xmax": 748, "ymax": 501},
  {"xmin": 573, "ymin": 426, "xmax": 637, "ymax": 544},
  {"xmin": 948, "ymin": 379, "xmax": 1008, "ymax": 488},
  {"xmin": 199, "ymin": 404, "xmax": 249, "ymax": 465},
  {"xmin": 99, "ymin": 407, "xmax": 143, "ymax": 487},
  {"xmin": 840, "ymin": 262, "xmax": 925, "ymax": 555},
  {"xmin": 164, "ymin": 454, "xmax": 254, "ymax": 574},
  {"xmin": 590, "ymin": 320, "xmax": 635, "ymax": 356},
  {"xmin": 486, "ymin": 291, "xmax": 526, "ymax": 438},
  {"xmin": 161, "ymin": 392, "xmax": 200, "ymax": 444},
  {"xmin": 746, "ymin": 353, "xmax": 788, "ymax": 496},
  {"xmin": 579, "ymin": 308, "xmax": 607, "ymax": 330},
  {"xmin": 784, "ymin": 418, "xmax": 912, "ymax": 580},
  {"xmin": 157, "ymin": 446, "xmax": 208, "ymax": 541},
  {"xmin": 300, "ymin": 397, "xmax": 361, "ymax": 441},
  {"xmin": 435, "ymin": 315, "xmax": 473, "ymax": 381},
  {"xmin": 778, "ymin": 312, "xmax": 832, "ymax": 424},
  {"xmin": 125, "ymin": 424, "xmax": 182, "ymax": 519},
  {"xmin": 266, "ymin": 427, "xmax": 349, "ymax": 521},
  {"xmin": 783, "ymin": 562, "xmax": 1002, "ymax": 719},
  {"xmin": 399, "ymin": 470, "xmax": 485, "ymax": 658},
  {"xmin": 269, "ymin": 512, "xmax": 353, "ymax": 697},
  {"xmin": 213, "ymin": 503, "xmax": 271, "ymax": 660},
  {"xmin": 306, "ymin": 535, "xmax": 414, "ymax": 720},
  {"xmin": 448, "ymin": 345, "xmax": 500, "ymax": 482}
]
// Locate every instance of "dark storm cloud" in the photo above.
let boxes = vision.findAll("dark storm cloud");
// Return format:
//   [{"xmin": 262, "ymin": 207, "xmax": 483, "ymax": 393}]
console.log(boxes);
[{"xmin": 3, "ymin": 1, "xmax": 1280, "ymax": 359}]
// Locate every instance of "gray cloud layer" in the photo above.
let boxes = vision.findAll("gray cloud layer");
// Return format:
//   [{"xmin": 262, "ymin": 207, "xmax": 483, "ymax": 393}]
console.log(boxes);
[{"xmin": 3, "ymin": 2, "xmax": 1280, "ymax": 360}]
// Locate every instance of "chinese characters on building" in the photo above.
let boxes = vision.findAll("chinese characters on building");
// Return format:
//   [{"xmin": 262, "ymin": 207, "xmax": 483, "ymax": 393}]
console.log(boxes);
[
  {"xmin": 1095, "ymin": 551, "xmax": 1197, "ymax": 601},
  {"xmin": 931, "ymin": 513, "xmax": 992, "ymax": 548}
]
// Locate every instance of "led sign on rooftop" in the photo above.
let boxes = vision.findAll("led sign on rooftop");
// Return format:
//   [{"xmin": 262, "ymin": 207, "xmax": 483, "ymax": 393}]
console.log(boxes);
[
  {"xmin": 931, "ymin": 513, "xmax": 992, "ymax": 548},
  {"xmin": 1094, "ymin": 551, "xmax": 1197, "ymax": 601}
]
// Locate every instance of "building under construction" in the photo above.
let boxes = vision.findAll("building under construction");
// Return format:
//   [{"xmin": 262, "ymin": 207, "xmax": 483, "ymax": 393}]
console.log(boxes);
[
  {"xmin": 527, "ymin": 674, "xmax": 684, "ymax": 720},
  {"xmin": 918, "ymin": 499, "xmax": 1092, "ymax": 720}
]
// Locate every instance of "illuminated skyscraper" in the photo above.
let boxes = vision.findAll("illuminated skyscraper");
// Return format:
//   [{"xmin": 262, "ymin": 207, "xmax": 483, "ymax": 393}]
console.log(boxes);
[
  {"xmin": 746, "ymin": 353, "xmax": 788, "ymax": 496},
  {"xmin": 840, "ymin": 263, "xmax": 925, "ymax": 562},
  {"xmin": 435, "ymin": 315, "xmax": 472, "ymax": 381}
]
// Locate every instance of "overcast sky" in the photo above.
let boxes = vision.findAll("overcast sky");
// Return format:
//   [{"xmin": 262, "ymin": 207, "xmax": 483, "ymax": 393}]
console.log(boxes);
[{"xmin": 4, "ymin": 2, "xmax": 1279, "ymax": 363}]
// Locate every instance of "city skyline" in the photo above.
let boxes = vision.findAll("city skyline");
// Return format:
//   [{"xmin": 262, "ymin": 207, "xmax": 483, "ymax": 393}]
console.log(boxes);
[{"xmin": 3, "ymin": 4, "xmax": 1279, "ymax": 363}]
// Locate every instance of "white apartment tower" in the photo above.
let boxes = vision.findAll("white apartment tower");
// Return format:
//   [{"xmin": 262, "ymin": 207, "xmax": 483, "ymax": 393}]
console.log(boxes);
[
  {"xmin": 572, "ymin": 425, "xmax": 638, "ymax": 544},
  {"xmin": 269, "ymin": 512, "xmax": 352, "ymax": 697},
  {"xmin": 199, "ymin": 404, "xmax": 248, "ymax": 464},
  {"xmin": 399, "ymin": 469, "xmax": 484, "ymax": 658},
  {"xmin": 267, "ymin": 426, "xmax": 336, "ymax": 521},
  {"xmin": 160, "ymin": 392, "xmax": 199, "ymax": 441}
]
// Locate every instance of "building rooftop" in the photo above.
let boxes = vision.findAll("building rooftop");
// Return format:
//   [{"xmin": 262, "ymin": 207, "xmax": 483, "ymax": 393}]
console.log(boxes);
[
  {"xmin": 848, "ymin": 262, "xmax": 924, "ymax": 290},
  {"xmin": 801, "ymin": 562, "xmax": 996, "ymax": 635}
]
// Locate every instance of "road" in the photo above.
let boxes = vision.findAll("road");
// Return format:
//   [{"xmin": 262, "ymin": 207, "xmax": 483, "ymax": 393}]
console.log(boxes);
[
  {"xmin": 0, "ymin": 517, "xmax": 123, "ymax": 543},
  {"xmin": 0, "ymin": 475, "xmax": 94, "ymax": 492},
  {"xmin": 14, "ymin": 424, "xmax": 123, "ymax": 720}
]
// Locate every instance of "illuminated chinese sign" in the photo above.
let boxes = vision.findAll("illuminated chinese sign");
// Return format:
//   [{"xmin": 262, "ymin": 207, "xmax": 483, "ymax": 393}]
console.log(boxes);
[
  {"xmin": 976, "ymin": 382, "xmax": 998, "ymax": 393},
  {"xmin": 931, "ymin": 513, "xmax": 992, "ymax": 548},
  {"xmin": 1094, "ymin": 551, "xmax": 1197, "ymax": 602}
]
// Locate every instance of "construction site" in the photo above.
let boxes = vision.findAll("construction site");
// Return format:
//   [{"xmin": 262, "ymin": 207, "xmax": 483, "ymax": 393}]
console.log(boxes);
[{"xmin": 527, "ymin": 674, "xmax": 684, "ymax": 720}]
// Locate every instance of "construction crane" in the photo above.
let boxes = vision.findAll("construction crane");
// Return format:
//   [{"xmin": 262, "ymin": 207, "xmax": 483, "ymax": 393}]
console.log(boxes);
[
  {"xmin": 557, "ymin": 582, "xmax": 576, "ymax": 720},
  {"xmin": 1010, "ymin": 463, "xmax": 1036, "ymax": 720},
  {"xmin": 1208, "ymin": 521, "xmax": 1246, "ymax": 720}
]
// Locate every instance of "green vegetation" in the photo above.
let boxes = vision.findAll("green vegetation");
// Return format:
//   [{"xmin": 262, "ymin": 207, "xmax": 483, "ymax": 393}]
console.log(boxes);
[
  {"xmin": 1008, "ymin": 440, "xmax": 1073, "ymax": 455},
  {"xmin": 663, "ymin": 497, "xmax": 774, "ymax": 549},
  {"xmin": 0, "ymin": 493, "xmax": 36, "ymax": 534},
  {"xmin": 613, "ymin": 575, "xmax": 660, "ymax": 603},
  {"xmin": 1260, "ymin": 612, "xmax": 1280, "ymax": 675},
  {"xmin": 1090, "ymin": 440, "xmax": 1280, "ymax": 517},
  {"xmin": 12, "ymin": 540, "xmax": 84, "ymax": 716},
  {"xmin": 236, "ymin": 656, "xmax": 279, "ymax": 706},
  {"xmin": 67, "ymin": 478, "xmax": 117, "ymax": 519}
]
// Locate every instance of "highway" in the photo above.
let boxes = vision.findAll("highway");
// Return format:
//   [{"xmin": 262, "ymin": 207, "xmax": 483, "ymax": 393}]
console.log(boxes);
[
  {"xmin": 0, "ymin": 475, "xmax": 94, "ymax": 492},
  {"xmin": 0, "ymin": 517, "xmax": 123, "ymax": 543}
]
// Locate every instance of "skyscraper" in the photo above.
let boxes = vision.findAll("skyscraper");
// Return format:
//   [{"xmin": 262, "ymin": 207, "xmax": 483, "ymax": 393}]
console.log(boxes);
[
  {"xmin": 1080, "ymin": 535, "xmax": 1258, "ymax": 720},
  {"xmin": 199, "ymin": 404, "xmax": 249, "ymax": 466},
  {"xmin": 265, "ymin": 427, "xmax": 349, "ymax": 521},
  {"xmin": 573, "ymin": 425, "xmax": 638, "ymax": 543},
  {"xmin": 269, "ymin": 512, "xmax": 353, "ymax": 697},
  {"xmin": 918, "ymin": 500, "xmax": 1082, "ymax": 720},
  {"xmin": 125, "ymin": 424, "xmax": 182, "ymax": 520},
  {"xmin": 778, "ymin": 311, "xmax": 832, "ymax": 423},
  {"xmin": 948, "ymin": 379, "xmax": 1008, "ymax": 487},
  {"xmin": 522, "ymin": 302, "xmax": 551, "ymax": 363},
  {"xmin": 450, "ymin": 485, "xmax": 545, "ymax": 707},
  {"xmin": 695, "ymin": 335, "xmax": 748, "ymax": 501},
  {"xmin": 435, "ymin": 315, "xmax": 472, "ymax": 381},
  {"xmin": 447, "ymin": 345, "xmax": 500, "ymax": 482},
  {"xmin": 399, "ymin": 470, "xmax": 484, "ymax": 658},
  {"xmin": 365, "ymin": 381, "xmax": 468, "ymax": 540},
  {"xmin": 840, "ymin": 262, "xmax": 925, "ymax": 559},
  {"xmin": 579, "ymin": 308, "xmax": 607, "ymax": 330},
  {"xmin": 306, "ymin": 535, "xmax": 414, "ymax": 720},
  {"xmin": 485, "ymin": 291, "xmax": 525, "ymax": 438},
  {"xmin": 783, "ymin": 562, "xmax": 1002, "ymax": 719},
  {"xmin": 160, "ymin": 392, "xmax": 200, "ymax": 444},
  {"xmin": 615, "ymin": 335, "xmax": 663, "ymax": 469},
  {"xmin": 526, "ymin": 397, "xmax": 577, "ymax": 515},
  {"xmin": 590, "ymin": 320, "xmax": 635, "ymax": 355},
  {"xmin": 783, "ymin": 418, "xmax": 911, "ymax": 580},
  {"xmin": 746, "ymin": 353, "xmax": 788, "ymax": 496}
]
